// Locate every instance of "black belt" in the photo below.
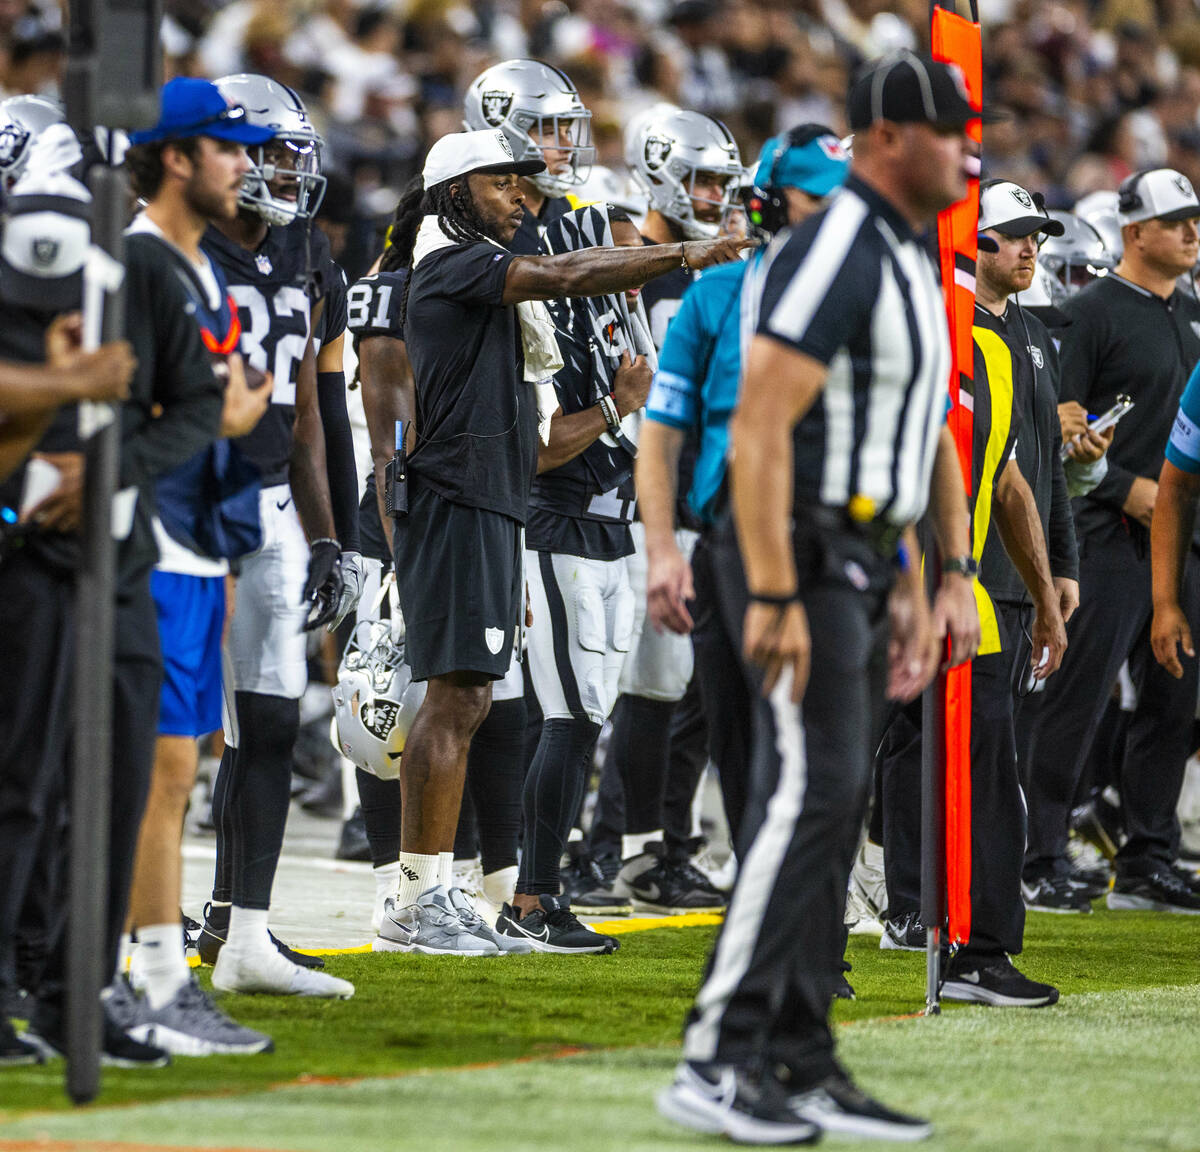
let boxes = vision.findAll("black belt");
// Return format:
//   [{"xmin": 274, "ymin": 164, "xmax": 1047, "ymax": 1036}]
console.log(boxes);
[{"xmin": 806, "ymin": 506, "xmax": 904, "ymax": 557}]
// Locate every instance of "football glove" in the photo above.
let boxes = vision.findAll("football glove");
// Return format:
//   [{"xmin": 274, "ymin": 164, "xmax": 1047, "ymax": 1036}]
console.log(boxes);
[
  {"xmin": 302, "ymin": 538, "xmax": 344, "ymax": 631},
  {"xmin": 327, "ymin": 550, "xmax": 366, "ymax": 632}
]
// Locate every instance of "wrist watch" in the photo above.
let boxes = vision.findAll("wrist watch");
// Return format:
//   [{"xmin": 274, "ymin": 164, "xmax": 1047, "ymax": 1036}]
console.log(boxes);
[{"xmin": 942, "ymin": 555, "xmax": 979, "ymax": 579}]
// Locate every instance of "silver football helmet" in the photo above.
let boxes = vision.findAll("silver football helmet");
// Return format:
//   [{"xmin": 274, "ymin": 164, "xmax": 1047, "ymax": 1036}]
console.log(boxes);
[
  {"xmin": 331, "ymin": 618, "xmax": 426, "ymax": 781},
  {"xmin": 1018, "ymin": 261, "xmax": 1067, "ymax": 309},
  {"xmin": 214, "ymin": 74, "xmax": 326, "ymax": 225},
  {"xmin": 463, "ymin": 59, "xmax": 593, "ymax": 198},
  {"xmin": 1039, "ymin": 210, "xmax": 1114, "ymax": 297},
  {"xmin": 0, "ymin": 95, "xmax": 65, "ymax": 189},
  {"xmin": 1073, "ymin": 189, "xmax": 1123, "ymax": 261},
  {"xmin": 625, "ymin": 106, "xmax": 743, "ymax": 239}
]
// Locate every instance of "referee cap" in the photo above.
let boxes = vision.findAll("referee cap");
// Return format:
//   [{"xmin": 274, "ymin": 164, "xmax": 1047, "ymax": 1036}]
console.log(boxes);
[
  {"xmin": 847, "ymin": 50, "xmax": 992, "ymax": 131},
  {"xmin": 422, "ymin": 128, "xmax": 546, "ymax": 188},
  {"xmin": 0, "ymin": 169, "xmax": 91, "ymax": 311},
  {"xmin": 978, "ymin": 180, "xmax": 1064, "ymax": 250},
  {"xmin": 1116, "ymin": 167, "xmax": 1200, "ymax": 226}
]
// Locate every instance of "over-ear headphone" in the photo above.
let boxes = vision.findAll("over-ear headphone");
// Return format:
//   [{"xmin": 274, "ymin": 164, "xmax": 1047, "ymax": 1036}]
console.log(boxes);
[
  {"xmin": 741, "ymin": 124, "xmax": 835, "ymax": 237},
  {"xmin": 1117, "ymin": 169, "xmax": 1152, "ymax": 216}
]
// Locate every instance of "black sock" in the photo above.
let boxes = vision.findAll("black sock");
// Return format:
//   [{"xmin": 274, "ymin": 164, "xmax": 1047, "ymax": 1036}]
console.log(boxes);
[
  {"xmin": 210, "ymin": 741, "xmax": 237, "ymax": 904},
  {"xmin": 357, "ymin": 768, "xmax": 402, "ymax": 868},
  {"xmin": 518, "ymin": 717, "xmax": 601, "ymax": 894},
  {"xmin": 466, "ymin": 695, "xmax": 527, "ymax": 875}
]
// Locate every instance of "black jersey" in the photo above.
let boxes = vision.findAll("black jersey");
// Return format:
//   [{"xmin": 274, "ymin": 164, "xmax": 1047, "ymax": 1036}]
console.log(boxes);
[
  {"xmin": 202, "ymin": 219, "xmax": 339, "ymax": 486},
  {"xmin": 346, "ymin": 268, "xmax": 407, "ymax": 342},
  {"xmin": 511, "ymin": 194, "xmax": 572, "ymax": 256}
]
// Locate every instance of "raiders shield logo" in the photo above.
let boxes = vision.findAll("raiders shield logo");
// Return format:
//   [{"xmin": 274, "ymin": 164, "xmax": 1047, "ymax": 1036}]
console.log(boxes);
[
  {"xmin": 362, "ymin": 699, "xmax": 399, "ymax": 742},
  {"xmin": 494, "ymin": 130, "xmax": 514, "ymax": 161},
  {"xmin": 644, "ymin": 135, "xmax": 672, "ymax": 171},
  {"xmin": 1175, "ymin": 174, "xmax": 1194, "ymax": 200},
  {"xmin": 1010, "ymin": 186, "xmax": 1034, "ymax": 210},
  {"xmin": 1028, "ymin": 344, "xmax": 1044, "ymax": 369},
  {"xmin": 481, "ymin": 90, "xmax": 512, "ymax": 127},
  {"xmin": 0, "ymin": 124, "xmax": 24, "ymax": 169},
  {"xmin": 31, "ymin": 237, "xmax": 59, "ymax": 268}
]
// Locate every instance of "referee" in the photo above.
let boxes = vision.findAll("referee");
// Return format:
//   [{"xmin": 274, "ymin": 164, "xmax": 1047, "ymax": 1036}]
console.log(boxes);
[{"xmin": 659, "ymin": 51, "xmax": 981, "ymax": 1143}]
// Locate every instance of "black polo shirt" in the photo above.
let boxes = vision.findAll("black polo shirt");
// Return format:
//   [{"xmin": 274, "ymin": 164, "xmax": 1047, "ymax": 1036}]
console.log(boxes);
[
  {"xmin": 403, "ymin": 241, "xmax": 538, "ymax": 523},
  {"xmin": 1058, "ymin": 272, "xmax": 1200, "ymax": 542}
]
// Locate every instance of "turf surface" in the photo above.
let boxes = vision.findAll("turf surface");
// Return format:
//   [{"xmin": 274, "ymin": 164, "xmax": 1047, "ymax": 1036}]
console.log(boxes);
[{"xmin": 1, "ymin": 907, "xmax": 1197, "ymax": 1150}]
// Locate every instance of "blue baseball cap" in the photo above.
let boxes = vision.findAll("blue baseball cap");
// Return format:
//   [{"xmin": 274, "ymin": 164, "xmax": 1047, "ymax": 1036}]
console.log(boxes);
[
  {"xmin": 754, "ymin": 128, "xmax": 850, "ymax": 198},
  {"xmin": 129, "ymin": 77, "xmax": 274, "ymax": 147}
]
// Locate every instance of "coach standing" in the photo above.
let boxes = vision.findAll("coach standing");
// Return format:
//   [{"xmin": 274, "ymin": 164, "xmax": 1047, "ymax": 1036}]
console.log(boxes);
[
  {"xmin": 1023, "ymin": 167, "xmax": 1200, "ymax": 914},
  {"xmin": 659, "ymin": 51, "xmax": 981, "ymax": 1143}
]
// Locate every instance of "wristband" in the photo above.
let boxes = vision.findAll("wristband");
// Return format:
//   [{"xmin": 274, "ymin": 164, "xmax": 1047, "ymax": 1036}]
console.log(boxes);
[
  {"xmin": 598, "ymin": 392, "xmax": 622, "ymax": 433},
  {"xmin": 749, "ymin": 592, "xmax": 798, "ymax": 607}
]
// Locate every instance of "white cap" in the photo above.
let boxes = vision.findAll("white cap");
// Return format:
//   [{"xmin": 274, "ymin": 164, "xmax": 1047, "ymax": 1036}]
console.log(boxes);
[
  {"xmin": 421, "ymin": 128, "xmax": 545, "ymax": 188},
  {"xmin": 1117, "ymin": 168, "xmax": 1200, "ymax": 226},
  {"xmin": 979, "ymin": 180, "xmax": 1064, "ymax": 239}
]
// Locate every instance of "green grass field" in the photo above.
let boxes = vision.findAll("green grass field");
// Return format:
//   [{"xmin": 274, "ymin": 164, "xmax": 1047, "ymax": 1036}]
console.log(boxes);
[{"xmin": 0, "ymin": 908, "xmax": 1197, "ymax": 1151}]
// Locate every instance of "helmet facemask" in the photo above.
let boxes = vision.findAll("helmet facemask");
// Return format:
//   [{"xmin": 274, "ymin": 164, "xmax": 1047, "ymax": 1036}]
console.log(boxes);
[
  {"xmin": 241, "ymin": 135, "xmax": 327, "ymax": 226},
  {"xmin": 509, "ymin": 108, "xmax": 594, "ymax": 198},
  {"xmin": 645, "ymin": 160, "xmax": 741, "ymax": 240}
]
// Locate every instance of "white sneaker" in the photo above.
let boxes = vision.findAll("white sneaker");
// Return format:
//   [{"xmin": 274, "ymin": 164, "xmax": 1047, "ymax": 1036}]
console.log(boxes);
[
  {"xmin": 374, "ymin": 887, "xmax": 500, "ymax": 956},
  {"xmin": 212, "ymin": 946, "xmax": 354, "ymax": 999},
  {"xmin": 448, "ymin": 887, "xmax": 533, "ymax": 954},
  {"xmin": 846, "ymin": 839, "xmax": 886, "ymax": 936}
]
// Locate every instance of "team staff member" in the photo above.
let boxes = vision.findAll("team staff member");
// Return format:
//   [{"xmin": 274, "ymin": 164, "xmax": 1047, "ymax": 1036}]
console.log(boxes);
[
  {"xmin": 376, "ymin": 129, "xmax": 746, "ymax": 957},
  {"xmin": 639, "ymin": 125, "xmax": 850, "ymax": 869},
  {"xmin": 1023, "ymin": 167, "xmax": 1200, "ymax": 914},
  {"xmin": 0, "ymin": 153, "xmax": 223, "ymax": 1064},
  {"xmin": 463, "ymin": 59, "xmax": 592, "ymax": 255},
  {"xmin": 660, "ymin": 52, "xmax": 981, "ymax": 1143}
]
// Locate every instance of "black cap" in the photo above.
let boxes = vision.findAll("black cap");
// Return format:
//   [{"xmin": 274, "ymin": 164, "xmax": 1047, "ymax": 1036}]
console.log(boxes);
[{"xmin": 847, "ymin": 50, "xmax": 992, "ymax": 131}]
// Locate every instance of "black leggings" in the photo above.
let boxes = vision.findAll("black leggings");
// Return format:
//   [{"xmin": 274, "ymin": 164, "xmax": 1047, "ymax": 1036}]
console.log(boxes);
[{"xmin": 211, "ymin": 691, "xmax": 299, "ymax": 910}]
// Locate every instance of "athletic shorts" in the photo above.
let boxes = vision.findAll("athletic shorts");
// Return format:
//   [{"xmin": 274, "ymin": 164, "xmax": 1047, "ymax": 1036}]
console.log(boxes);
[
  {"xmin": 152, "ymin": 569, "xmax": 225, "ymax": 738},
  {"xmin": 526, "ymin": 549, "xmax": 634, "ymax": 725},
  {"xmin": 617, "ymin": 522, "xmax": 697, "ymax": 702},
  {"xmin": 393, "ymin": 484, "xmax": 523, "ymax": 682},
  {"xmin": 225, "ymin": 484, "xmax": 310, "ymax": 700}
]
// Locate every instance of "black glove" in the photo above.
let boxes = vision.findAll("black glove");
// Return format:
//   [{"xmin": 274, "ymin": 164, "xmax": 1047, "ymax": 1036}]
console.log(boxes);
[{"xmin": 303, "ymin": 538, "xmax": 344, "ymax": 631}]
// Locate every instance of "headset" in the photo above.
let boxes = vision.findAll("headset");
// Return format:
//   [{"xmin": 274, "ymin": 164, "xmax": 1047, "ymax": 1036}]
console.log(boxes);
[
  {"xmin": 740, "ymin": 124, "xmax": 834, "ymax": 238},
  {"xmin": 1117, "ymin": 168, "xmax": 1153, "ymax": 217}
]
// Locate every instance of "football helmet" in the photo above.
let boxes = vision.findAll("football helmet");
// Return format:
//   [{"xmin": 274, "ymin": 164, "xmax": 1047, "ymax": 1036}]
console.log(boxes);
[
  {"xmin": 625, "ymin": 105, "xmax": 743, "ymax": 239},
  {"xmin": 214, "ymin": 73, "xmax": 326, "ymax": 225},
  {"xmin": 463, "ymin": 59, "xmax": 593, "ymax": 198},
  {"xmin": 0, "ymin": 95, "xmax": 65, "ymax": 189},
  {"xmin": 1018, "ymin": 261, "xmax": 1067, "ymax": 309},
  {"xmin": 331, "ymin": 618, "xmax": 426, "ymax": 781},
  {"xmin": 1039, "ymin": 210, "xmax": 1114, "ymax": 296},
  {"xmin": 1073, "ymin": 189, "xmax": 1123, "ymax": 260}
]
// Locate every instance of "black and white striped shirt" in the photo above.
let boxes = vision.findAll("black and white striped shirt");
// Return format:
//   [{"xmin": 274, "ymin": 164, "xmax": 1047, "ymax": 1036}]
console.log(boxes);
[{"xmin": 756, "ymin": 175, "xmax": 951, "ymax": 527}]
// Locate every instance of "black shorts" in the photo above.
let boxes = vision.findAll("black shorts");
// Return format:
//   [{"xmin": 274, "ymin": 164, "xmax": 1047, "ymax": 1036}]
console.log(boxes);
[{"xmin": 392, "ymin": 484, "xmax": 522, "ymax": 682}]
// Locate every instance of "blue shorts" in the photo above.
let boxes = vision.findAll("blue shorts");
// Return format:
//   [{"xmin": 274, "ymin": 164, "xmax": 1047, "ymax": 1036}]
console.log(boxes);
[{"xmin": 152, "ymin": 570, "xmax": 225, "ymax": 738}]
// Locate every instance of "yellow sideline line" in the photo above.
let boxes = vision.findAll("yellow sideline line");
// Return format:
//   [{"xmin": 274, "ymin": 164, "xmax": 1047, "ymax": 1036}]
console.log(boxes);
[{"xmin": 183, "ymin": 911, "xmax": 723, "ymax": 965}]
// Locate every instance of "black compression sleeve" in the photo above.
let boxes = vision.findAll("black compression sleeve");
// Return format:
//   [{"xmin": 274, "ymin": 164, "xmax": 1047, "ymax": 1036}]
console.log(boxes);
[{"xmin": 317, "ymin": 370, "xmax": 361, "ymax": 552}]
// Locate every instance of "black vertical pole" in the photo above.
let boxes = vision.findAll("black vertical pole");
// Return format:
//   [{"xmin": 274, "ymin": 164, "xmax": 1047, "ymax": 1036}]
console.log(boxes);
[
  {"xmin": 62, "ymin": 0, "xmax": 159, "ymax": 1104},
  {"xmin": 920, "ymin": 551, "xmax": 947, "ymax": 1016}
]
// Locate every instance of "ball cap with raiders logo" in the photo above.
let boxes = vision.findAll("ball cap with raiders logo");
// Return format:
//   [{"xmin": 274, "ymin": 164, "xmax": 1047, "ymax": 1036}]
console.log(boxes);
[
  {"xmin": 1116, "ymin": 167, "xmax": 1200, "ymax": 225},
  {"xmin": 421, "ymin": 129, "xmax": 546, "ymax": 188},
  {"xmin": 978, "ymin": 180, "xmax": 1065, "ymax": 249},
  {"xmin": 846, "ymin": 49, "xmax": 997, "ymax": 130},
  {"xmin": 0, "ymin": 170, "xmax": 92, "ymax": 311}
]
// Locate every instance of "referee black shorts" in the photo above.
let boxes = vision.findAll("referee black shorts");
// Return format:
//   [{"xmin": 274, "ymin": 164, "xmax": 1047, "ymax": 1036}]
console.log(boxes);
[{"xmin": 392, "ymin": 483, "xmax": 522, "ymax": 682}]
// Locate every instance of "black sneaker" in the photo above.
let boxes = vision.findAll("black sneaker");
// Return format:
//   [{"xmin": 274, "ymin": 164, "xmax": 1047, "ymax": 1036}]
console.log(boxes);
[
  {"xmin": 335, "ymin": 807, "xmax": 370, "ymax": 862},
  {"xmin": 1067, "ymin": 864, "xmax": 1111, "ymax": 901},
  {"xmin": 495, "ymin": 895, "xmax": 619, "ymax": 954},
  {"xmin": 787, "ymin": 1071, "xmax": 932, "ymax": 1141},
  {"xmin": 181, "ymin": 910, "xmax": 203, "ymax": 954},
  {"xmin": 1021, "ymin": 874, "xmax": 1094, "ymax": 913},
  {"xmin": 0, "ymin": 1018, "xmax": 43, "ymax": 1066},
  {"xmin": 834, "ymin": 959, "xmax": 855, "ymax": 1001},
  {"xmin": 879, "ymin": 910, "xmax": 926, "ymax": 951},
  {"xmin": 1107, "ymin": 869, "xmax": 1200, "ymax": 913},
  {"xmin": 565, "ymin": 855, "xmax": 632, "ymax": 916},
  {"xmin": 197, "ymin": 903, "xmax": 326, "ymax": 969},
  {"xmin": 658, "ymin": 1060, "xmax": 821, "ymax": 1145},
  {"xmin": 1170, "ymin": 863, "xmax": 1200, "ymax": 895},
  {"xmin": 25, "ymin": 1002, "xmax": 171, "ymax": 1068},
  {"xmin": 624, "ymin": 856, "xmax": 726, "ymax": 915},
  {"xmin": 941, "ymin": 955, "xmax": 1059, "ymax": 1007}
]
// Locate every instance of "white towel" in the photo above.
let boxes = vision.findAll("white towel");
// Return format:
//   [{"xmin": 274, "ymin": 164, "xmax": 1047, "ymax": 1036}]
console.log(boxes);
[{"xmin": 412, "ymin": 215, "xmax": 561, "ymax": 444}]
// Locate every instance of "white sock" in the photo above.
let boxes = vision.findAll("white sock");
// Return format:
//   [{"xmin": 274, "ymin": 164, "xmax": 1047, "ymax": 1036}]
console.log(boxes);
[
  {"xmin": 340, "ymin": 756, "xmax": 360, "ymax": 821},
  {"xmin": 623, "ymin": 830, "xmax": 662, "ymax": 861},
  {"xmin": 438, "ymin": 851, "xmax": 455, "ymax": 888},
  {"xmin": 225, "ymin": 906, "xmax": 272, "ymax": 956},
  {"xmin": 374, "ymin": 860, "xmax": 401, "ymax": 907},
  {"xmin": 482, "ymin": 865, "xmax": 518, "ymax": 908},
  {"xmin": 115, "ymin": 932, "xmax": 133, "ymax": 983},
  {"xmin": 397, "ymin": 852, "xmax": 440, "ymax": 907},
  {"xmin": 134, "ymin": 923, "xmax": 190, "ymax": 1009}
]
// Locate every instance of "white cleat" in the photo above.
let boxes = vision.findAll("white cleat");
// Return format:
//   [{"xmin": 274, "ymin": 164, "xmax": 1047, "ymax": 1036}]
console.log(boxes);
[{"xmin": 212, "ymin": 946, "xmax": 354, "ymax": 999}]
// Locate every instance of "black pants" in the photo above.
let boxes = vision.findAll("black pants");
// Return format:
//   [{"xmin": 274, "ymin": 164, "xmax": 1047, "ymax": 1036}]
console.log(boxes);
[
  {"xmin": 877, "ymin": 602, "xmax": 1028, "ymax": 957},
  {"xmin": 1024, "ymin": 523, "xmax": 1200, "ymax": 879},
  {"xmin": 0, "ymin": 551, "xmax": 160, "ymax": 1008},
  {"xmin": 682, "ymin": 528, "xmax": 890, "ymax": 1081}
]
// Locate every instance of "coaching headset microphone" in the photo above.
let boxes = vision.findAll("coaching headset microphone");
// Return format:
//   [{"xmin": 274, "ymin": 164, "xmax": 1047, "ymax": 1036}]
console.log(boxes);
[{"xmin": 740, "ymin": 124, "xmax": 833, "ymax": 238}]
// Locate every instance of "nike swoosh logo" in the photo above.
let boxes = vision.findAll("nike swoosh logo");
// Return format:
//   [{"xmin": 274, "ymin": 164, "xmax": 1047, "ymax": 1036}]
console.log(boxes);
[
  {"xmin": 276, "ymin": 498, "xmax": 291, "ymax": 511},
  {"xmin": 958, "ymin": 971, "xmax": 981, "ymax": 984},
  {"xmin": 514, "ymin": 922, "xmax": 549, "ymax": 942}
]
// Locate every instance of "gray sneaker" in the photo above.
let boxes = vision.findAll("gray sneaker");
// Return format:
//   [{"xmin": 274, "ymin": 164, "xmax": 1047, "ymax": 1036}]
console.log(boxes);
[
  {"xmin": 102, "ymin": 977, "xmax": 146, "ymax": 1033},
  {"xmin": 130, "ymin": 978, "xmax": 274, "ymax": 1056},
  {"xmin": 447, "ymin": 887, "xmax": 533, "ymax": 954},
  {"xmin": 374, "ymin": 886, "xmax": 501, "ymax": 956}
]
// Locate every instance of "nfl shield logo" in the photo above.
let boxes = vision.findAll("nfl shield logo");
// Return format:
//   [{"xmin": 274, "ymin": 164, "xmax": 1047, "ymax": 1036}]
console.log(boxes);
[{"xmin": 255, "ymin": 253, "xmax": 273, "ymax": 275}]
